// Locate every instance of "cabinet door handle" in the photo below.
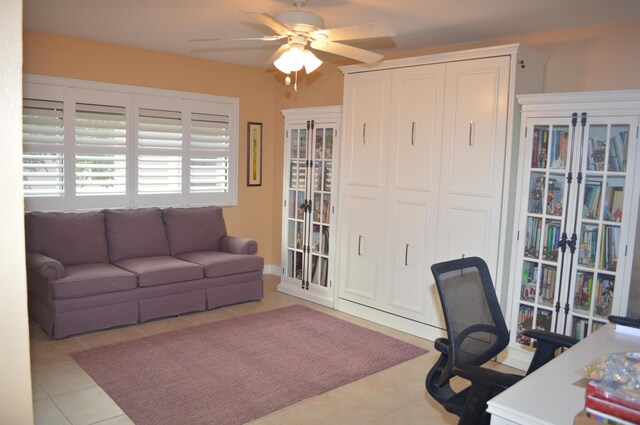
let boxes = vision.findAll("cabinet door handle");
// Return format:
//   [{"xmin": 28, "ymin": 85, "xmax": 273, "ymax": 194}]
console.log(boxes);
[
  {"xmin": 362, "ymin": 123, "xmax": 367, "ymax": 145},
  {"xmin": 411, "ymin": 122, "xmax": 416, "ymax": 146},
  {"xmin": 405, "ymin": 244, "xmax": 409, "ymax": 266},
  {"xmin": 358, "ymin": 235, "xmax": 362, "ymax": 256},
  {"xmin": 469, "ymin": 120, "xmax": 475, "ymax": 146}
]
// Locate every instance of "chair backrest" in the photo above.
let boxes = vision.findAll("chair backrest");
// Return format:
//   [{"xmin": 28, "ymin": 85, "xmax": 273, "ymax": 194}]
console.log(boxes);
[{"xmin": 431, "ymin": 256, "xmax": 510, "ymax": 384}]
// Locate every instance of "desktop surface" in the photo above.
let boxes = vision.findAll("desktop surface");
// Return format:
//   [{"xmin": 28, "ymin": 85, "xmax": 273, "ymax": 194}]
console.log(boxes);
[{"xmin": 487, "ymin": 324, "xmax": 640, "ymax": 425}]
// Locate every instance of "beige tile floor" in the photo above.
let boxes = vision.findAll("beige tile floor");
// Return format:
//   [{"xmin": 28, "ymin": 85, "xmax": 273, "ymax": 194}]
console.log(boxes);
[{"xmin": 29, "ymin": 275, "xmax": 518, "ymax": 425}]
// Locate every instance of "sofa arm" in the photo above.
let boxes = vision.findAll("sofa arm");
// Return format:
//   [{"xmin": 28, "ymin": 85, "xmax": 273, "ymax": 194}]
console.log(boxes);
[
  {"xmin": 219, "ymin": 236, "xmax": 258, "ymax": 255},
  {"xmin": 26, "ymin": 252, "xmax": 65, "ymax": 280}
]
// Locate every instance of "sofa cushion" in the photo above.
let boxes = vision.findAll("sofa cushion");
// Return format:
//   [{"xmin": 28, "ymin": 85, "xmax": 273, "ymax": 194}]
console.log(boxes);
[
  {"xmin": 25, "ymin": 211, "xmax": 109, "ymax": 266},
  {"xmin": 114, "ymin": 256, "xmax": 204, "ymax": 287},
  {"xmin": 103, "ymin": 208, "xmax": 170, "ymax": 262},
  {"xmin": 51, "ymin": 263, "xmax": 137, "ymax": 299},
  {"xmin": 162, "ymin": 206, "xmax": 227, "ymax": 256},
  {"xmin": 176, "ymin": 251, "xmax": 264, "ymax": 278}
]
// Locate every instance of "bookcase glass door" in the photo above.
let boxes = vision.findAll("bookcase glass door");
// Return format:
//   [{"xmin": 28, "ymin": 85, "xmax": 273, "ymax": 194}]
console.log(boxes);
[
  {"xmin": 516, "ymin": 118, "xmax": 572, "ymax": 345},
  {"xmin": 309, "ymin": 125, "xmax": 334, "ymax": 288},
  {"xmin": 286, "ymin": 127, "xmax": 308, "ymax": 282},
  {"xmin": 284, "ymin": 121, "xmax": 336, "ymax": 290},
  {"xmin": 515, "ymin": 114, "xmax": 638, "ymax": 345},
  {"xmin": 569, "ymin": 118, "xmax": 634, "ymax": 339}
]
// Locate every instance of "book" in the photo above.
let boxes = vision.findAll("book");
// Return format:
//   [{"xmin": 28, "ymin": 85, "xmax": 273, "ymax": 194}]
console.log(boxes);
[
  {"xmin": 586, "ymin": 407, "xmax": 636, "ymax": 425},
  {"xmin": 585, "ymin": 395, "xmax": 640, "ymax": 424}
]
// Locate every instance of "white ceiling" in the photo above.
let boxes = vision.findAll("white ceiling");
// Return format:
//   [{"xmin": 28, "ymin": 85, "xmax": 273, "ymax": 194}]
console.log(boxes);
[{"xmin": 23, "ymin": 0, "xmax": 640, "ymax": 69}]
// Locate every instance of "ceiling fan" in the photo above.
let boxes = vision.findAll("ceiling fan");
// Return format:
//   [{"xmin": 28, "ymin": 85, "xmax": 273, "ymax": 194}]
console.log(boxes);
[{"xmin": 191, "ymin": 0, "xmax": 395, "ymax": 89}]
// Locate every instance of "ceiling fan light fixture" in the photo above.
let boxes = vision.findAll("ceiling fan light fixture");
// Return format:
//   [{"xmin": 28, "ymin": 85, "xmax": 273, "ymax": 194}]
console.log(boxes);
[
  {"xmin": 274, "ymin": 45, "xmax": 322, "ymax": 75},
  {"xmin": 303, "ymin": 50, "xmax": 322, "ymax": 73},
  {"xmin": 274, "ymin": 46, "xmax": 304, "ymax": 73}
]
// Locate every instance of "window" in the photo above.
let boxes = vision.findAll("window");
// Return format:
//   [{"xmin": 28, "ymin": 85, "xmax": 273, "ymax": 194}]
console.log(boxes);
[{"xmin": 22, "ymin": 75, "xmax": 239, "ymax": 211}]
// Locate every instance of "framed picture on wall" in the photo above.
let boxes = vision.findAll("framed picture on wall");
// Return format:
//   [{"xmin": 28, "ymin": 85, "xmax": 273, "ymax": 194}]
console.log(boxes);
[{"xmin": 247, "ymin": 122, "xmax": 262, "ymax": 186}]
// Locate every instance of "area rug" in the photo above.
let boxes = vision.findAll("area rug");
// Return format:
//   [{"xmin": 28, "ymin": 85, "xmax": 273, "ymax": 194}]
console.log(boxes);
[{"xmin": 71, "ymin": 304, "xmax": 427, "ymax": 425}]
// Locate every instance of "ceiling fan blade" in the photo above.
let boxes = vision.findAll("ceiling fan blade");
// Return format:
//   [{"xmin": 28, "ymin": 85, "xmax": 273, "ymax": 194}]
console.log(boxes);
[
  {"xmin": 190, "ymin": 35, "xmax": 285, "ymax": 43},
  {"xmin": 267, "ymin": 44, "xmax": 290, "ymax": 64},
  {"xmin": 310, "ymin": 40, "xmax": 383, "ymax": 64},
  {"xmin": 311, "ymin": 22, "xmax": 396, "ymax": 42},
  {"xmin": 240, "ymin": 9, "xmax": 296, "ymax": 37}
]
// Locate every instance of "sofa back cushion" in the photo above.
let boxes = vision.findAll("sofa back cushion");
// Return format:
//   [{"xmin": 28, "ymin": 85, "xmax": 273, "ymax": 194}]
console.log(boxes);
[
  {"xmin": 25, "ymin": 211, "xmax": 109, "ymax": 266},
  {"xmin": 162, "ymin": 206, "xmax": 227, "ymax": 255},
  {"xmin": 103, "ymin": 208, "xmax": 170, "ymax": 262}
]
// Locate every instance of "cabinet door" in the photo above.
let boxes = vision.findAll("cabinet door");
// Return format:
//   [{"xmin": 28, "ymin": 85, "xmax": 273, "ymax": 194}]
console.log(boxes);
[
  {"xmin": 510, "ymin": 117, "xmax": 576, "ymax": 345},
  {"xmin": 342, "ymin": 72, "xmax": 391, "ymax": 188},
  {"xmin": 388, "ymin": 64, "xmax": 445, "ymax": 191},
  {"xmin": 338, "ymin": 194, "xmax": 383, "ymax": 307},
  {"xmin": 437, "ymin": 56, "xmax": 510, "ymax": 274},
  {"xmin": 283, "ymin": 125, "xmax": 310, "ymax": 284},
  {"xmin": 309, "ymin": 122, "xmax": 336, "ymax": 289},
  {"xmin": 383, "ymin": 64, "xmax": 446, "ymax": 326},
  {"xmin": 566, "ymin": 116, "xmax": 639, "ymax": 340},
  {"xmin": 383, "ymin": 200, "xmax": 432, "ymax": 322}
]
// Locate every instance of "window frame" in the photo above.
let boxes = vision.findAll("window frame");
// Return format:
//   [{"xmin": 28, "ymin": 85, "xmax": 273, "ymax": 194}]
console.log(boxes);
[{"xmin": 23, "ymin": 74, "xmax": 239, "ymax": 211}]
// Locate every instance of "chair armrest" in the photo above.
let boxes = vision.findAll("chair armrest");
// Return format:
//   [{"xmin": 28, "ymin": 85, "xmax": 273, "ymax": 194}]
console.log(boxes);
[
  {"xmin": 523, "ymin": 329, "xmax": 578, "ymax": 349},
  {"xmin": 219, "ymin": 236, "xmax": 258, "ymax": 255},
  {"xmin": 523, "ymin": 329, "xmax": 579, "ymax": 375},
  {"xmin": 434, "ymin": 337, "xmax": 449, "ymax": 355},
  {"xmin": 26, "ymin": 252, "xmax": 65, "ymax": 280},
  {"xmin": 453, "ymin": 363, "xmax": 522, "ymax": 393}
]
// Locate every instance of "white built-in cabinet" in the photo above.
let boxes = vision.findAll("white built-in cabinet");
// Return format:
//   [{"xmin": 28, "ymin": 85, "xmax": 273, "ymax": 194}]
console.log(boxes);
[
  {"xmin": 336, "ymin": 44, "xmax": 547, "ymax": 340},
  {"xmin": 503, "ymin": 91, "xmax": 640, "ymax": 371},
  {"xmin": 278, "ymin": 106, "xmax": 341, "ymax": 307}
]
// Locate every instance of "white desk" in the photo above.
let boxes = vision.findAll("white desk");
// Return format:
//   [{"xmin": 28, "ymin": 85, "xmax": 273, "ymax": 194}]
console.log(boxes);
[{"xmin": 487, "ymin": 324, "xmax": 640, "ymax": 425}]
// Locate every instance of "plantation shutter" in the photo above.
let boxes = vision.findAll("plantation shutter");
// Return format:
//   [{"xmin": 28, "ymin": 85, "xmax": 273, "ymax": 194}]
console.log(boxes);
[
  {"xmin": 189, "ymin": 112, "xmax": 230, "ymax": 193},
  {"xmin": 75, "ymin": 103, "xmax": 127, "ymax": 196},
  {"xmin": 23, "ymin": 75, "xmax": 239, "ymax": 211},
  {"xmin": 22, "ymin": 98, "xmax": 65, "ymax": 197},
  {"xmin": 137, "ymin": 108, "xmax": 183, "ymax": 194}
]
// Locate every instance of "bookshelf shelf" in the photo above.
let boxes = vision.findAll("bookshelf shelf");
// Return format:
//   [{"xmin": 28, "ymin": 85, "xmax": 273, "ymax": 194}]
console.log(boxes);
[{"xmin": 509, "ymin": 91, "xmax": 640, "ymax": 354}]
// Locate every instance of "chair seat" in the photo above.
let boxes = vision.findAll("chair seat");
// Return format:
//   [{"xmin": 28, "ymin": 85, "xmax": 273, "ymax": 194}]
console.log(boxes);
[
  {"xmin": 52, "ymin": 263, "xmax": 137, "ymax": 299},
  {"xmin": 115, "ymin": 256, "xmax": 203, "ymax": 287},
  {"xmin": 177, "ymin": 251, "xmax": 263, "ymax": 278}
]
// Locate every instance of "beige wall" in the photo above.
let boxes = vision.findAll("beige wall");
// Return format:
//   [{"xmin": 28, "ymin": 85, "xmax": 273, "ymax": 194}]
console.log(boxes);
[
  {"xmin": 2, "ymin": 0, "xmax": 34, "ymax": 423},
  {"xmin": 23, "ymin": 20, "xmax": 640, "ymax": 269}
]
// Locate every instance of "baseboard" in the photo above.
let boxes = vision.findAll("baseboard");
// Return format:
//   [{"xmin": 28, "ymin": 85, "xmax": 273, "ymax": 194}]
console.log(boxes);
[
  {"xmin": 497, "ymin": 346, "xmax": 532, "ymax": 372},
  {"xmin": 277, "ymin": 281, "xmax": 335, "ymax": 308},
  {"xmin": 263, "ymin": 264, "xmax": 281, "ymax": 276},
  {"xmin": 336, "ymin": 298, "xmax": 446, "ymax": 342}
]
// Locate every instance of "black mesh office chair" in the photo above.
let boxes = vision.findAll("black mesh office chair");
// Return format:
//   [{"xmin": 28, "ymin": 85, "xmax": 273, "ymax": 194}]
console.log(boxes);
[{"xmin": 426, "ymin": 256, "xmax": 578, "ymax": 425}]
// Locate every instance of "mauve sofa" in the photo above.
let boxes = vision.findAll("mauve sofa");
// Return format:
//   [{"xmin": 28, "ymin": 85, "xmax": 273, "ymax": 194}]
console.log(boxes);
[{"xmin": 25, "ymin": 206, "xmax": 264, "ymax": 338}]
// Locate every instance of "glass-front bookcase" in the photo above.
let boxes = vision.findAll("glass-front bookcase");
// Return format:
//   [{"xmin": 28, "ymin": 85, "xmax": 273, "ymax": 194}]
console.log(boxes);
[
  {"xmin": 511, "ymin": 93, "xmax": 640, "ymax": 350},
  {"xmin": 279, "ymin": 106, "xmax": 340, "ymax": 307}
]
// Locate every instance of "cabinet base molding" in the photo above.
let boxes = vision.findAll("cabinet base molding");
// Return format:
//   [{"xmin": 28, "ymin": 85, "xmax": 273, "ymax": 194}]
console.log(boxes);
[
  {"xmin": 277, "ymin": 281, "xmax": 335, "ymax": 308},
  {"xmin": 336, "ymin": 297, "xmax": 446, "ymax": 342},
  {"xmin": 496, "ymin": 347, "xmax": 533, "ymax": 372}
]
